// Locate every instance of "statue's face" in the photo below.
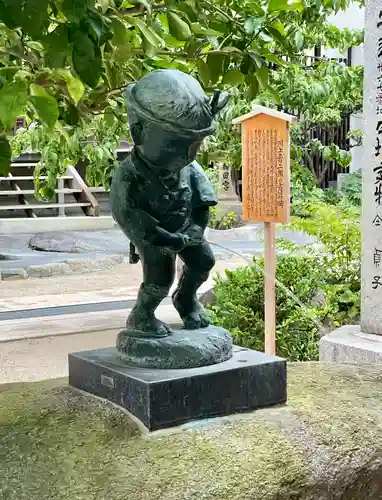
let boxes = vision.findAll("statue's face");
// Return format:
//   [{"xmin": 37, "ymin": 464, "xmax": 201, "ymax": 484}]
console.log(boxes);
[{"xmin": 139, "ymin": 123, "xmax": 205, "ymax": 173}]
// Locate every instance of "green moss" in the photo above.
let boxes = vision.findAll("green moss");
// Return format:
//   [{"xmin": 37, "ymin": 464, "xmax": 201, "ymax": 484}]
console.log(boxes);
[
  {"xmin": 0, "ymin": 363, "xmax": 381, "ymax": 499},
  {"xmin": 0, "ymin": 378, "xmax": 309, "ymax": 500},
  {"xmin": 288, "ymin": 362, "xmax": 382, "ymax": 454}
]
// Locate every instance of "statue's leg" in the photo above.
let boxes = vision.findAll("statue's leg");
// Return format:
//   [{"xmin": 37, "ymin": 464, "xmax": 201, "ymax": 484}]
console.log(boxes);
[
  {"xmin": 126, "ymin": 244, "xmax": 176, "ymax": 338},
  {"xmin": 172, "ymin": 240, "xmax": 215, "ymax": 330}
]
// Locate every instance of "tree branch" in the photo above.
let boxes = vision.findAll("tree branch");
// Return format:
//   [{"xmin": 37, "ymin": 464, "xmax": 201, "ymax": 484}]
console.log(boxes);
[
  {"xmin": 119, "ymin": 2, "xmax": 165, "ymax": 15},
  {"xmin": 202, "ymin": 0, "xmax": 245, "ymax": 33},
  {"xmin": 130, "ymin": 48, "xmax": 245, "ymax": 59}
]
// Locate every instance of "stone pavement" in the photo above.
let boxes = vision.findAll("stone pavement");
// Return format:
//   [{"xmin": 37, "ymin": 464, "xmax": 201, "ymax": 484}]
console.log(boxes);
[
  {"xmin": 0, "ymin": 224, "xmax": 314, "ymax": 384},
  {"xmin": 0, "ymin": 257, "xmax": 245, "ymax": 384},
  {"xmin": 0, "ymin": 257, "xmax": 242, "ymax": 312},
  {"xmin": 0, "ymin": 306, "xmax": 179, "ymax": 384},
  {"xmin": 0, "ymin": 224, "xmax": 313, "ymax": 278}
]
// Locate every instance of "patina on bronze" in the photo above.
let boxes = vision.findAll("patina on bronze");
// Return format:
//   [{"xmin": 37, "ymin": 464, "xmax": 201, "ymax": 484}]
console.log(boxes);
[{"xmin": 110, "ymin": 69, "xmax": 229, "ymax": 344}]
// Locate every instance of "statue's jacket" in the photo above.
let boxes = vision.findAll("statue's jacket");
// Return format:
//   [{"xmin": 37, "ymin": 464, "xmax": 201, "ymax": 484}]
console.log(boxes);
[{"xmin": 110, "ymin": 152, "xmax": 217, "ymax": 246}]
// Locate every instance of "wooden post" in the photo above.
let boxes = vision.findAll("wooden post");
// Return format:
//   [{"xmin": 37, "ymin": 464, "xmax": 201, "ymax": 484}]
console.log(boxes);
[
  {"xmin": 264, "ymin": 222, "xmax": 276, "ymax": 355},
  {"xmin": 232, "ymin": 105, "xmax": 295, "ymax": 357}
]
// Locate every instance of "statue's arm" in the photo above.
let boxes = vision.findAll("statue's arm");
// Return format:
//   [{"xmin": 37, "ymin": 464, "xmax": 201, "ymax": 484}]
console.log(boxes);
[
  {"xmin": 146, "ymin": 225, "xmax": 188, "ymax": 249},
  {"xmin": 135, "ymin": 208, "xmax": 190, "ymax": 251},
  {"xmin": 182, "ymin": 206, "xmax": 209, "ymax": 244},
  {"xmin": 182, "ymin": 162, "xmax": 217, "ymax": 243},
  {"xmin": 191, "ymin": 206, "xmax": 210, "ymax": 230},
  {"xmin": 120, "ymin": 177, "xmax": 189, "ymax": 251}
]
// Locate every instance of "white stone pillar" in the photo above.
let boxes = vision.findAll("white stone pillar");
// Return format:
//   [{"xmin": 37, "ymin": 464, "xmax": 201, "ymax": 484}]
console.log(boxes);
[
  {"xmin": 217, "ymin": 163, "xmax": 239, "ymax": 201},
  {"xmin": 361, "ymin": 0, "xmax": 382, "ymax": 334},
  {"xmin": 216, "ymin": 163, "xmax": 241, "ymax": 218}
]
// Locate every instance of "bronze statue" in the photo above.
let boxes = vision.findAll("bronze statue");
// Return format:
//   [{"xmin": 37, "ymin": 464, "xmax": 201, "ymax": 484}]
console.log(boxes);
[{"xmin": 110, "ymin": 69, "xmax": 229, "ymax": 339}]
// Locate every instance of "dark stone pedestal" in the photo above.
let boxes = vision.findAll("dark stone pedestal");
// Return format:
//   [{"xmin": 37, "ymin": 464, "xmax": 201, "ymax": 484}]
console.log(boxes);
[{"xmin": 69, "ymin": 346, "xmax": 287, "ymax": 431}]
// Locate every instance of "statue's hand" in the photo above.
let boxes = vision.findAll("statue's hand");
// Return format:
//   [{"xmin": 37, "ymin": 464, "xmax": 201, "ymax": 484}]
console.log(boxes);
[
  {"xmin": 181, "ymin": 224, "xmax": 203, "ymax": 246},
  {"xmin": 167, "ymin": 233, "xmax": 191, "ymax": 252},
  {"xmin": 184, "ymin": 224, "xmax": 203, "ymax": 242}
]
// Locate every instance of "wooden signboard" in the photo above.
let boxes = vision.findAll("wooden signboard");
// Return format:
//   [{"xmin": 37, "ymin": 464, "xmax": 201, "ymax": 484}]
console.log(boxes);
[
  {"xmin": 232, "ymin": 106, "xmax": 294, "ymax": 356},
  {"xmin": 233, "ymin": 106, "xmax": 292, "ymax": 224}
]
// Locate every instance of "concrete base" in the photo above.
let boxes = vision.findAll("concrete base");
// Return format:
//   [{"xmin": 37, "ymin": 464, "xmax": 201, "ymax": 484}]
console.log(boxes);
[
  {"xmin": 0, "ymin": 216, "xmax": 116, "ymax": 234},
  {"xmin": 319, "ymin": 325, "xmax": 382, "ymax": 363},
  {"xmin": 215, "ymin": 200, "xmax": 242, "ymax": 218}
]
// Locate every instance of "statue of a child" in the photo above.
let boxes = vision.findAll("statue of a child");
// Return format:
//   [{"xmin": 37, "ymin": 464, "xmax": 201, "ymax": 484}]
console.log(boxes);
[{"xmin": 110, "ymin": 69, "xmax": 229, "ymax": 338}]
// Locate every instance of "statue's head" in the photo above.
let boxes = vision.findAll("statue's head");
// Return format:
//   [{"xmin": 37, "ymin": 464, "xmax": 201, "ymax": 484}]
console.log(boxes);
[{"xmin": 125, "ymin": 69, "xmax": 229, "ymax": 172}]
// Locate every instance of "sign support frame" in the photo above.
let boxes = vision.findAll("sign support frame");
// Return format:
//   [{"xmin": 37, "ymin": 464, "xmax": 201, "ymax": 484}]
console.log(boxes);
[{"xmin": 264, "ymin": 221, "xmax": 276, "ymax": 355}]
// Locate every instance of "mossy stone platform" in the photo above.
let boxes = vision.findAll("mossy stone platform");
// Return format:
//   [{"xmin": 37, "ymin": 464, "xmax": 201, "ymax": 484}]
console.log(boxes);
[{"xmin": 1, "ymin": 363, "xmax": 382, "ymax": 500}]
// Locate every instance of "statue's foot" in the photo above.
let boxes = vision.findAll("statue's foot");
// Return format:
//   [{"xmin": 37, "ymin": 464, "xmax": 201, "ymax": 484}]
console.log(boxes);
[
  {"xmin": 172, "ymin": 293, "xmax": 210, "ymax": 330},
  {"xmin": 125, "ymin": 314, "xmax": 172, "ymax": 338}
]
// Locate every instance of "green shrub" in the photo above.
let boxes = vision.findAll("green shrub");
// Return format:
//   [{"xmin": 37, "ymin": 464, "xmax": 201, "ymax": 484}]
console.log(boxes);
[
  {"xmin": 290, "ymin": 163, "xmax": 322, "ymax": 218},
  {"xmin": 322, "ymin": 187, "xmax": 343, "ymax": 206},
  {"xmin": 208, "ymin": 207, "xmax": 243, "ymax": 230},
  {"xmin": 341, "ymin": 170, "xmax": 362, "ymax": 207},
  {"xmin": 210, "ymin": 255, "xmax": 323, "ymax": 361},
  {"xmin": 290, "ymin": 164, "xmax": 362, "ymax": 216},
  {"xmin": 210, "ymin": 202, "xmax": 361, "ymax": 361},
  {"xmin": 286, "ymin": 202, "xmax": 360, "ymax": 288}
]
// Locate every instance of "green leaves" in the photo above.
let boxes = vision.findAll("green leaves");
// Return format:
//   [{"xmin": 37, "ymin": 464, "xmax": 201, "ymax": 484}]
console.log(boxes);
[
  {"xmin": 43, "ymin": 25, "xmax": 69, "ymax": 68},
  {"xmin": 244, "ymin": 17, "xmax": 265, "ymax": 35},
  {"xmin": 222, "ymin": 69, "xmax": 245, "ymax": 86},
  {"xmin": 255, "ymin": 66, "xmax": 269, "ymax": 89},
  {"xmin": 207, "ymin": 53, "xmax": 227, "ymax": 85},
  {"xmin": 84, "ymin": 7, "xmax": 114, "ymax": 46},
  {"xmin": 62, "ymin": 0, "xmax": 92, "ymax": 21},
  {"xmin": 28, "ymin": 84, "xmax": 59, "ymax": 129},
  {"xmin": 21, "ymin": 0, "xmax": 49, "ymax": 39},
  {"xmin": 0, "ymin": 136, "xmax": 11, "ymax": 176},
  {"xmin": 167, "ymin": 11, "xmax": 192, "ymax": 41},
  {"xmin": 54, "ymin": 69, "xmax": 84, "ymax": 105},
  {"xmin": 72, "ymin": 31, "xmax": 102, "ymax": 87},
  {"xmin": 0, "ymin": 0, "xmax": 23, "ymax": 29},
  {"xmin": 294, "ymin": 30, "xmax": 304, "ymax": 50},
  {"xmin": 110, "ymin": 16, "xmax": 129, "ymax": 46},
  {"xmin": 0, "ymin": 0, "xmax": 49, "ymax": 36},
  {"xmin": 196, "ymin": 59, "xmax": 210, "ymax": 87},
  {"xmin": 268, "ymin": 0, "xmax": 303, "ymax": 12},
  {"xmin": 0, "ymin": 0, "xmax": 362, "ymax": 193},
  {"xmin": 0, "ymin": 80, "xmax": 27, "ymax": 130},
  {"xmin": 133, "ymin": 17, "xmax": 164, "ymax": 47}
]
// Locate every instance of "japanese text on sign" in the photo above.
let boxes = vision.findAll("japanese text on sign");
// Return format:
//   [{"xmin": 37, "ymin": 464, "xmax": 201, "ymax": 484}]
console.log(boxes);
[
  {"xmin": 243, "ymin": 126, "xmax": 286, "ymax": 222},
  {"xmin": 242, "ymin": 113, "xmax": 290, "ymax": 223}
]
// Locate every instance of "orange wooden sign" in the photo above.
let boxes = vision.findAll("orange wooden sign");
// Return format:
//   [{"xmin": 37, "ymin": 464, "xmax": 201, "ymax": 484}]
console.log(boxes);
[
  {"xmin": 233, "ymin": 106, "xmax": 294, "ymax": 356},
  {"xmin": 233, "ymin": 107, "xmax": 292, "ymax": 224}
]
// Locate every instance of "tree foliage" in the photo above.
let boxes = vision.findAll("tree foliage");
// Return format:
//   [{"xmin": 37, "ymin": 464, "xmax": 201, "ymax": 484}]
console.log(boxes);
[
  {"xmin": 200, "ymin": 21, "xmax": 363, "ymax": 185},
  {"xmin": 0, "ymin": 0, "xmax": 358, "ymax": 194}
]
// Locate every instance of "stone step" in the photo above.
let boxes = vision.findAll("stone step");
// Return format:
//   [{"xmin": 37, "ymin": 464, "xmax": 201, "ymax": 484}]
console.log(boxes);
[
  {"xmin": 0, "ymin": 189, "xmax": 82, "ymax": 195},
  {"xmin": 11, "ymin": 162, "xmax": 39, "ymax": 167},
  {"xmin": 0, "ymin": 215, "xmax": 116, "ymax": 233},
  {"xmin": 0, "ymin": 175, "xmax": 73, "ymax": 181},
  {"xmin": 0, "ymin": 202, "xmax": 91, "ymax": 211}
]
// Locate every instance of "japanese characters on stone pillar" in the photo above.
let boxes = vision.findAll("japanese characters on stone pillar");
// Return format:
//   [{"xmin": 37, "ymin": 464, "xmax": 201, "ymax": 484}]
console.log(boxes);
[{"xmin": 361, "ymin": 0, "xmax": 382, "ymax": 334}]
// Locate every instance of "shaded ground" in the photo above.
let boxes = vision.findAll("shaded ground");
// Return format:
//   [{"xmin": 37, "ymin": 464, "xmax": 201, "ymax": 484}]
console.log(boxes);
[{"xmin": 1, "ymin": 363, "xmax": 382, "ymax": 500}]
